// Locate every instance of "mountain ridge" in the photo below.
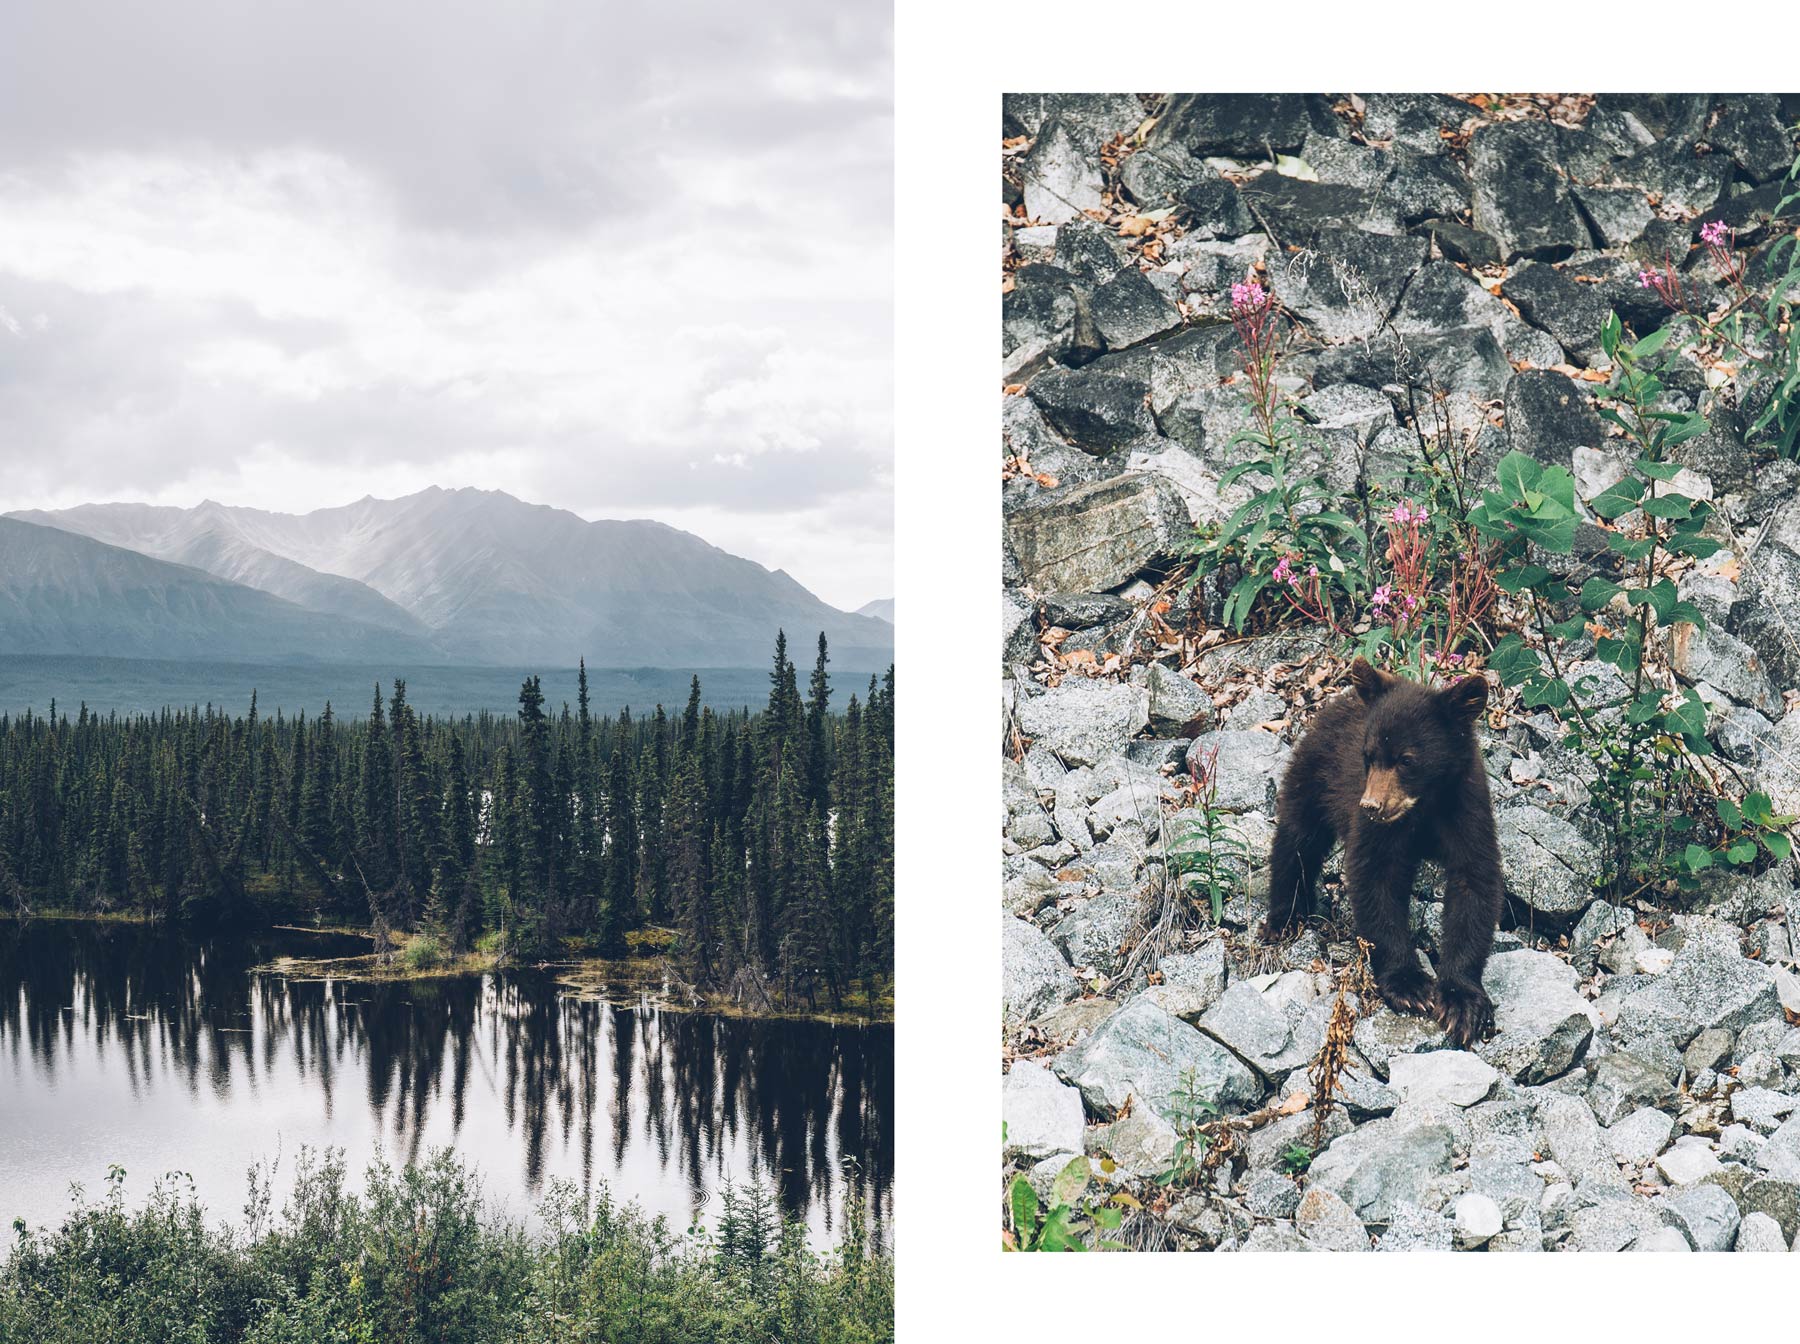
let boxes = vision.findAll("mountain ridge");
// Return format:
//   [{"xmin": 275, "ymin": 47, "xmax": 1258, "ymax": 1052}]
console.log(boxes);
[{"xmin": 4, "ymin": 488, "xmax": 892, "ymax": 670}]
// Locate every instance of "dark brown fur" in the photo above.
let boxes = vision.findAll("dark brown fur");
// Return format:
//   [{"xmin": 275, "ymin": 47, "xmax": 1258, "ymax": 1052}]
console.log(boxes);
[{"xmin": 1262, "ymin": 659, "xmax": 1503, "ymax": 1046}]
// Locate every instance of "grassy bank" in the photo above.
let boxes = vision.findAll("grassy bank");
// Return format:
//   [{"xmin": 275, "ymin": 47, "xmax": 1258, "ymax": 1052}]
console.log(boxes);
[{"xmin": 0, "ymin": 1149, "xmax": 893, "ymax": 1344}]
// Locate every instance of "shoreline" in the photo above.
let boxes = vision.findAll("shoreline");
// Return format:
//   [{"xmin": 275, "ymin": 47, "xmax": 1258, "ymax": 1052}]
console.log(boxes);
[{"xmin": 4, "ymin": 911, "xmax": 895, "ymax": 1027}]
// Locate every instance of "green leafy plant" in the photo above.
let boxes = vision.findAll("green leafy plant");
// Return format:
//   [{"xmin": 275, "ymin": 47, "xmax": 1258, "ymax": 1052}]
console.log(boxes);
[
  {"xmin": 1183, "ymin": 285, "xmax": 1367, "ymax": 632},
  {"xmin": 1643, "ymin": 139, "xmax": 1800, "ymax": 457},
  {"xmin": 1153, "ymin": 1067, "xmax": 1219, "ymax": 1190},
  {"xmin": 1165, "ymin": 744, "xmax": 1247, "ymax": 922},
  {"xmin": 1466, "ymin": 312, "xmax": 1797, "ymax": 898},
  {"xmin": 1004, "ymin": 1157, "xmax": 1132, "ymax": 1252},
  {"xmin": 1277, "ymin": 1143, "xmax": 1314, "ymax": 1177}
]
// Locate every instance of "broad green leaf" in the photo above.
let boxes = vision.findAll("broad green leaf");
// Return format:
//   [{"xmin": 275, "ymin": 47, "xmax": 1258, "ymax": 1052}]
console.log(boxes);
[
  {"xmin": 1717, "ymin": 798, "xmax": 1743, "ymax": 831},
  {"xmin": 1579, "ymin": 577, "xmax": 1624, "ymax": 611},
  {"xmin": 1608, "ymin": 534, "xmax": 1655, "ymax": 561},
  {"xmin": 1496, "ymin": 564, "xmax": 1553, "ymax": 593},
  {"xmin": 1630, "ymin": 326, "xmax": 1673, "ymax": 360},
  {"xmin": 1683, "ymin": 843, "xmax": 1714, "ymax": 871},
  {"xmin": 1765, "ymin": 832, "xmax": 1794, "ymax": 862},
  {"xmin": 1634, "ymin": 458, "xmax": 1685, "ymax": 481},
  {"xmin": 1640, "ymin": 494, "xmax": 1694, "ymax": 520},
  {"xmin": 1050, "ymin": 1155, "xmax": 1091, "ymax": 1210},
  {"xmin": 1010, "ymin": 1176, "xmax": 1040, "ymax": 1241},
  {"xmin": 1588, "ymin": 477, "xmax": 1646, "ymax": 519}
]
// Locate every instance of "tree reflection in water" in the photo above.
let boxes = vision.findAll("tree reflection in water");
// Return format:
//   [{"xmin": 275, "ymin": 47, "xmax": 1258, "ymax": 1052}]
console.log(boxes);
[{"xmin": 0, "ymin": 921, "xmax": 892, "ymax": 1248}]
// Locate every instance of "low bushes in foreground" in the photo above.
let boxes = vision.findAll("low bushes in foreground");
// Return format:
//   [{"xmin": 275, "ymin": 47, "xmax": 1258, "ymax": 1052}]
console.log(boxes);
[{"xmin": 1, "ymin": 1150, "xmax": 892, "ymax": 1344}]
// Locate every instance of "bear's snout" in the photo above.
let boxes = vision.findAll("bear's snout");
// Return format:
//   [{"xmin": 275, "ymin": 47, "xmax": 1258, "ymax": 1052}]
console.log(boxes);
[{"xmin": 1359, "ymin": 767, "xmax": 1416, "ymax": 824}]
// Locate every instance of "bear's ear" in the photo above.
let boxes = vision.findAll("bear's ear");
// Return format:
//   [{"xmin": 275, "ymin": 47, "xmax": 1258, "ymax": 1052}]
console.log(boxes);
[
  {"xmin": 1350, "ymin": 658, "xmax": 1398, "ymax": 703},
  {"xmin": 1440, "ymin": 675, "xmax": 1489, "ymax": 724}
]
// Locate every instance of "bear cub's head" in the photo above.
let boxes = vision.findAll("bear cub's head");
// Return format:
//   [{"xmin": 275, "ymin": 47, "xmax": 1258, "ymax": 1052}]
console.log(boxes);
[{"xmin": 1348, "ymin": 657, "xmax": 1488, "ymax": 825}]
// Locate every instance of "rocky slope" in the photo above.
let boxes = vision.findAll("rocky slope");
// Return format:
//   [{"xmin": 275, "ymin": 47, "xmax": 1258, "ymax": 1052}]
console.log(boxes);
[{"xmin": 1000, "ymin": 93, "xmax": 1800, "ymax": 1252}]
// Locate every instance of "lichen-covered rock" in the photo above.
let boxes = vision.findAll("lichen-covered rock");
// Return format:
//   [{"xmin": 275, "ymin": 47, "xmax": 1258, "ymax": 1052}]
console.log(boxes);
[
  {"xmin": 1004, "ymin": 915, "xmax": 1078, "ymax": 1027},
  {"xmin": 1015, "ymin": 679, "xmax": 1151, "ymax": 769},
  {"xmin": 1386, "ymin": 1051, "xmax": 1501, "ymax": 1108},
  {"xmin": 1022, "ymin": 116, "xmax": 1106, "ymax": 225},
  {"xmin": 1478, "ymin": 950, "xmax": 1598, "ymax": 1083},
  {"xmin": 1003, "ymin": 1060, "xmax": 1088, "ymax": 1161},
  {"xmin": 1615, "ymin": 930, "xmax": 1780, "ymax": 1049},
  {"xmin": 1469, "ymin": 121, "xmax": 1590, "ymax": 260},
  {"xmin": 1006, "ymin": 474, "xmax": 1189, "ymax": 595},
  {"xmin": 1307, "ymin": 1113, "xmax": 1458, "ymax": 1224},
  {"xmin": 1495, "ymin": 804, "xmax": 1602, "ymax": 919},
  {"xmin": 1053, "ymin": 997, "xmax": 1263, "ymax": 1123}
]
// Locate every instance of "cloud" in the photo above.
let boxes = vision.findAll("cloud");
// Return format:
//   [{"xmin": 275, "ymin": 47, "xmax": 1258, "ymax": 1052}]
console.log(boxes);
[{"xmin": 0, "ymin": 0, "xmax": 893, "ymax": 611}]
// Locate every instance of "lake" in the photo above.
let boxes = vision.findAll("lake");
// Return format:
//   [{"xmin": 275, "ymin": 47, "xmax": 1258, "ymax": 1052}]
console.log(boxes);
[{"xmin": 0, "ymin": 920, "xmax": 892, "ymax": 1249}]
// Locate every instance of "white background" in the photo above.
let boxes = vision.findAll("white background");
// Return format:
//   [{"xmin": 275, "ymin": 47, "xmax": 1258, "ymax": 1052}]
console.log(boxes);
[{"xmin": 894, "ymin": 3, "xmax": 1800, "ymax": 1334}]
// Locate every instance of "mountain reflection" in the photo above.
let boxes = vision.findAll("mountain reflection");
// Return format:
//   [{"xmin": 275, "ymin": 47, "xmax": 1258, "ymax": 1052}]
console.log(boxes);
[{"xmin": 0, "ymin": 921, "xmax": 892, "ymax": 1247}]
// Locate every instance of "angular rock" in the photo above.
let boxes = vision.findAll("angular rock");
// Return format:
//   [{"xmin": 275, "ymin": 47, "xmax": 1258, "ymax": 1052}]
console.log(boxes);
[
  {"xmin": 1050, "ymin": 889, "xmax": 1142, "ymax": 978},
  {"xmin": 1006, "ymin": 474, "xmax": 1189, "ymax": 595},
  {"xmin": 1707, "ymin": 94, "xmax": 1796, "ymax": 184},
  {"xmin": 1386, "ymin": 1050, "xmax": 1502, "ymax": 1108},
  {"xmin": 1377, "ymin": 1201, "xmax": 1453, "ymax": 1251},
  {"xmin": 1138, "ymin": 941, "xmax": 1229, "ymax": 1021},
  {"xmin": 1588, "ymin": 1051, "xmax": 1676, "ymax": 1127},
  {"xmin": 1454, "ymin": 1191, "xmax": 1504, "ymax": 1248},
  {"xmin": 1656, "ymin": 1137, "xmax": 1724, "ymax": 1186},
  {"xmin": 1478, "ymin": 950, "xmax": 1597, "ymax": 1083},
  {"xmin": 1307, "ymin": 1113, "xmax": 1458, "ymax": 1224},
  {"xmin": 1295, "ymin": 1185, "xmax": 1369, "ymax": 1251},
  {"xmin": 1003, "ymin": 1060, "xmax": 1089, "ymax": 1161},
  {"xmin": 1739, "ymin": 1176, "xmax": 1800, "ymax": 1241},
  {"xmin": 1469, "ymin": 121, "xmax": 1591, "ymax": 260},
  {"xmin": 1670, "ymin": 621, "xmax": 1783, "ymax": 717},
  {"xmin": 1239, "ymin": 176, "xmax": 1399, "ymax": 245},
  {"xmin": 1002, "ymin": 265, "xmax": 1082, "ymax": 382},
  {"xmin": 1606, "ymin": 1106, "xmax": 1675, "ymax": 1167},
  {"xmin": 1663, "ymin": 1181, "xmax": 1742, "ymax": 1252},
  {"xmin": 1026, "ymin": 364, "xmax": 1157, "ymax": 453},
  {"xmin": 1003, "ymin": 915, "xmax": 1078, "ymax": 1027},
  {"xmin": 1615, "ymin": 930, "xmax": 1780, "ymax": 1049},
  {"xmin": 1053, "ymin": 997, "xmax": 1263, "ymax": 1123},
  {"xmin": 1571, "ymin": 184, "xmax": 1655, "ymax": 249},
  {"xmin": 1353, "ymin": 1006, "xmax": 1450, "ymax": 1078},
  {"xmin": 1269, "ymin": 228, "xmax": 1427, "ymax": 343},
  {"xmin": 1152, "ymin": 93, "xmax": 1314, "ymax": 158},
  {"xmin": 1087, "ymin": 1108, "xmax": 1180, "ymax": 1177},
  {"xmin": 1015, "ymin": 679, "xmax": 1151, "ymax": 768},
  {"xmin": 1567, "ymin": 1198, "xmax": 1664, "ymax": 1252},
  {"xmin": 1090, "ymin": 265, "xmax": 1183, "ymax": 353},
  {"xmin": 1143, "ymin": 662, "xmax": 1211, "ymax": 733},
  {"xmin": 1734, "ymin": 1210, "xmax": 1789, "ymax": 1251},
  {"xmin": 1500, "ymin": 263, "xmax": 1617, "ymax": 367},
  {"xmin": 1175, "ymin": 176, "xmax": 1255, "ymax": 240},
  {"xmin": 1005, "ymin": 93, "xmax": 1146, "ymax": 144},
  {"xmin": 1023, "ymin": 116, "xmax": 1106, "ymax": 225},
  {"xmin": 1502, "ymin": 370, "xmax": 1607, "ymax": 469},
  {"xmin": 1362, "ymin": 93, "xmax": 1477, "ymax": 154}
]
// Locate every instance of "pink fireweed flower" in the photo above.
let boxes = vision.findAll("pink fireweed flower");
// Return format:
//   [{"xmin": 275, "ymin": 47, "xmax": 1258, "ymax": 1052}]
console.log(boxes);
[
  {"xmin": 1391, "ymin": 500, "xmax": 1428, "ymax": 526},
  {"xmin": 1230, "ymin": 280, "xmax": 1267, "ymax": 313},
  {"xmin": 1305, "ymin": 563, "xmax": 1319, "ymax": 578},
  {"xmin": 1636, "ymin": 270, "xmax": 1654, "ymax": 288},
  {"xmin": 1700, "ymin": 219, "xmax": 1743, "ymax": 285},
  {"xmin": 1271, "ymin": 555, "xmax": 1293, "ymax": 584},
  {"xmin": 1370, "ymin": 583, "xmax": 1393, "ymax": 613}
]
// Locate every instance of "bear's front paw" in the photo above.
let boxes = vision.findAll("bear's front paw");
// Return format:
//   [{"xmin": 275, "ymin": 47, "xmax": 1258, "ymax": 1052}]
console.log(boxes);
[
  {"xmin": 1258, "ymin": 915, "xmax": 1300, "ymax": 945},
  {"xmin": 1376, "ymin": 965, "xmax": 1437, "ymax": 1018},
  {"xmin": 1433, "ymin": 981, "xmax": 1495, "ymax": 1048}
]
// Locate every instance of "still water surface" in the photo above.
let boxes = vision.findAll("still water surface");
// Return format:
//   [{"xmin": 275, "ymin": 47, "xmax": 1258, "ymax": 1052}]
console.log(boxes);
[{"xmin": 0, "ymin": 920, "xmax": 891, "ymax": 1246}]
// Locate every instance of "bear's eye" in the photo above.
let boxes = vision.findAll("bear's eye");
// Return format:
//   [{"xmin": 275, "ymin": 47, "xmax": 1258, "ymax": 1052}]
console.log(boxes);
[{"xmin": 1399, "ymin": 752, "xmax": 1417, "ymax": 768}]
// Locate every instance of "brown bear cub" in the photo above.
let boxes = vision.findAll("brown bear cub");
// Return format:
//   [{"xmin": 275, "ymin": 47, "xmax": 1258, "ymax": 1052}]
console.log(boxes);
[{"xmin": 1262, "ymin": 658, "xmax": 1503, "ymax": 1047}]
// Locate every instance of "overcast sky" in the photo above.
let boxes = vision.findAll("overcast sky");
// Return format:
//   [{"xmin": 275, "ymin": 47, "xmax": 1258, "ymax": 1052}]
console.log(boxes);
[{"xmin": 0, "ymin": 0, "xmax": 892, "ymax": 611}]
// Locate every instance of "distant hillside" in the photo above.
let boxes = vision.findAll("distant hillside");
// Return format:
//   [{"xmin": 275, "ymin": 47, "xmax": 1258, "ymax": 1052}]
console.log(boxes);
[
  {"xmin": 0, "ymin": 517, "xmax": 443, "ymax": 663},
  {"xmin": 855, "ymin": 598, "xmax": 895, "ymax": 624},
  {"xmin": 11, "ymin": 488, "xmax": 894, "ymax": 670}
]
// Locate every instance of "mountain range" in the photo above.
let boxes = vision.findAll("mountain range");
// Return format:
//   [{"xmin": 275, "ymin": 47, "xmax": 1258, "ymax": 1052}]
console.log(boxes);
[{"xmin": 1, "ymin": 489, "xmax": 893, "ymax": 670}]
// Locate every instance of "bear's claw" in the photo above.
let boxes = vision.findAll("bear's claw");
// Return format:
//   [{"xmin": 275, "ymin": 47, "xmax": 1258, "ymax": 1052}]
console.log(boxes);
[
  {"xmin": 1376, "ymin": 966, "xmax": 1437, "ymax": 1018},
  {"xmin": 1432, "ymin": 981, "xmax": 1494, "ymax": 1048}
]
